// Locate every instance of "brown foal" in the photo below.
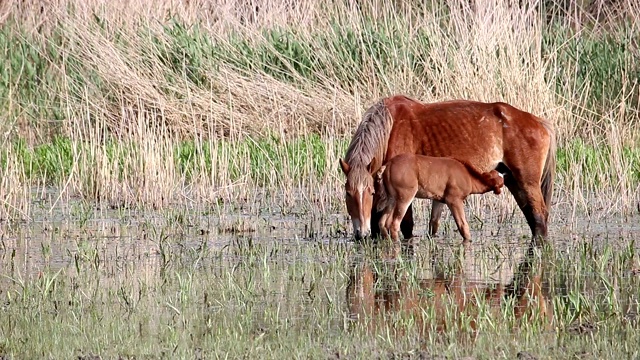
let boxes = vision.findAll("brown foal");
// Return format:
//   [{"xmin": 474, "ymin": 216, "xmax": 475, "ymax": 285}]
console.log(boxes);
[{"xmin": 375, "ymin": 154, "xmax": 504, "ymax": 243}]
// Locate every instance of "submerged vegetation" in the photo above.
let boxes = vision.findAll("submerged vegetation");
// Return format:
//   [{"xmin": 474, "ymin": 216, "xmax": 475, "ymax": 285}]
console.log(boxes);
[{"xmin": 1, "ymin": 213, "xmax": 639, "ymax": 359}]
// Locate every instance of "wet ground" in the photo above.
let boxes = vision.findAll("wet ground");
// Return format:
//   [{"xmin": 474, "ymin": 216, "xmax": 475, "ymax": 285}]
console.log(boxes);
[
  {"xmin": 1, "ymin": 193, "xmax": 639, "ymax": 358},
  {"xmin": 2, "ymin": 195, "xmax": 639, "ymax": 281}
]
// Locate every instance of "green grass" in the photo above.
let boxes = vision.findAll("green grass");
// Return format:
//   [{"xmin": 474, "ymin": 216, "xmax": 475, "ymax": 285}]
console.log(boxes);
[
  {"xmin": 175, "ymin": 134, "xmax": 337, "ymax": 184},
  {"xmin": 556, "ymin": 139, "xmax": 640, "ymax": 185},
  {"xmin": 3, "ymin": 135, "xmax": 639, "ymax": 187},
  {"xmin": 2, "ymin": 134, "xmax": 342, "ymax": 185},
  {"xmin": 542, "ymin": 23, "xmax": 640, "ymax": 117}
]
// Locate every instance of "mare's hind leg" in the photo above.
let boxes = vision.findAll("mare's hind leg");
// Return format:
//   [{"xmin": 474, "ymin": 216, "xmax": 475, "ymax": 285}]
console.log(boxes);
[
  {"xmin": 399, "ymin": 204, "xmax": 414, "ymax": 239},
  {"xmin": 503, "ymin": 174, "xmax": 548, "ymax": 245},
  {"xmin": 447, "ymin": 200, "xmax": 471, "ymax": 243},
  {"xmin": 429, "ymin": 201, "xmax": 446, "ymax": 236}
]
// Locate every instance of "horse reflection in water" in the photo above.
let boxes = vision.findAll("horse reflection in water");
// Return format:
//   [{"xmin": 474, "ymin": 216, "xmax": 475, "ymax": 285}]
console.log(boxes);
[{"xmin": 346, "ymin": 242, "xmax": 552, "ymax": 337}]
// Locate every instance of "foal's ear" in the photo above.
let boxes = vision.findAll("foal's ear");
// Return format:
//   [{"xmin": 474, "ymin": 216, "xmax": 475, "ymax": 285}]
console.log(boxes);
[
  {"xmin": 366, "ymin": 161, "xmax": 373, "ymax": 173},
  {"xmin": 339, "ymin": 158, "xmax": 350, "ymax": 175},
  {"xmin": 376, "ymin": 165, "xmax": 386, "ymax": 179}
]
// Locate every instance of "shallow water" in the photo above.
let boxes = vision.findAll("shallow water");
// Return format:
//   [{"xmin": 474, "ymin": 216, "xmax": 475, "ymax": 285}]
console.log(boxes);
[
  {"xmin": 1, "ymin": 194, "xmax": 639, "ymax": 358},
  {"xmin": 2, "ymin": 194, "xmax": 639, "ymax": 287}
]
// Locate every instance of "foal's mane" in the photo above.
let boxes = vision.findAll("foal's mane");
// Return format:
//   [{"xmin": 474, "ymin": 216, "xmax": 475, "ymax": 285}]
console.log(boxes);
[{"xmin": 344, "ymin": 99, "xmax": 393, "ymax": 173}]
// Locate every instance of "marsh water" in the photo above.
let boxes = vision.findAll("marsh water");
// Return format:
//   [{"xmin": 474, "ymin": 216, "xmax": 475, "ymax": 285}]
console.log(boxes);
[{"xmin": 1, "ymin": 192, "xmax": 639, "ymax": 359}]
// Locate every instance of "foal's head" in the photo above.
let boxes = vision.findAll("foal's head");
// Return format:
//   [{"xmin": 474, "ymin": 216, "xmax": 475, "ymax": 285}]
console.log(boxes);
[
  {"xmin": 340, "ymin": 159, "xmax": 375, "ymax": 240},
  {"xmin": 483, "ymin": 170, "xmax": 505, "ymax": 194}
]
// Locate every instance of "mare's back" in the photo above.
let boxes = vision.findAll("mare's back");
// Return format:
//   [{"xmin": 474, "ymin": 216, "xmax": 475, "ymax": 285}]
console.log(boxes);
[{"xmin": 383, "ymin": 97, "xmax": 512, "ymax": 166}]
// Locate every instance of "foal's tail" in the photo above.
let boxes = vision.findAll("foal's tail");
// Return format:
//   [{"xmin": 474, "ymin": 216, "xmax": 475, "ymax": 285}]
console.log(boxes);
[{"xmin": 540, "ymin": 123, "xmax": 556, "ymax": 212}]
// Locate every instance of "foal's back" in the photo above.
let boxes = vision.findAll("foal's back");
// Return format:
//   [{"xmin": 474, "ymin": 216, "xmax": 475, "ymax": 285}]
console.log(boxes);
[{"xmin": 385, "ymin": 154, "xmax": 472, "ymax": 200}]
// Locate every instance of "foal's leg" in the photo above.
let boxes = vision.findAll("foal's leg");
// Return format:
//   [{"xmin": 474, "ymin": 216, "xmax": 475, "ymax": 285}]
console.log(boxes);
[
  {"xmin": 378, "ymin": 211, "xmax": 391, "ymax": 239},
  {"xmin": 390, "ymin": 200, "xmax": 413, "ymax": 242},
  {"xmin": 447, "ymin": 200, "xmax": 471, "ymax": 243},
  {"xmin": 429, "ymin": 200, "xmax": 446, "ymax": 236}
]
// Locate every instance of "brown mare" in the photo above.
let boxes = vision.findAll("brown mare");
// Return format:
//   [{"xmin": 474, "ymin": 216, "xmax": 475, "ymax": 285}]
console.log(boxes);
[
  {"xmin": 339, "ymin": 95, "xmax": 555, "ymax": 243},
  {"xmin": 375, "ymin": 154, "xmax": 504, "ymax": 243}
]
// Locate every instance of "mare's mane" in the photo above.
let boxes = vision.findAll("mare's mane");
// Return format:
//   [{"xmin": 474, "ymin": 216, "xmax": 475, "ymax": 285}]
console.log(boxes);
[{"xmin": 344, "ymin": 100, "xmax": 393, "ymax": 173}]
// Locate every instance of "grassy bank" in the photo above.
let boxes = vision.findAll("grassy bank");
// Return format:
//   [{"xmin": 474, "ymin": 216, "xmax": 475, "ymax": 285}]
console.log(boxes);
[
  {"xmin": 1, "ymin": 0, "xmax": 639, "ymax": 218},
  {"xmin": 2, "ymin": 2, "xmax": 639, "ymax": 141},
  {"xmin": 2, "ymin": 135, "xmax": 639, "ymax": 220}
]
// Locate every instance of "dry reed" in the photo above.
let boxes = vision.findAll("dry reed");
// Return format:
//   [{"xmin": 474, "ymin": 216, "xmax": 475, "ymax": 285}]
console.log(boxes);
[{"xmin": 0, "ymin": 0, "xmax": 638, "ymax": 220}]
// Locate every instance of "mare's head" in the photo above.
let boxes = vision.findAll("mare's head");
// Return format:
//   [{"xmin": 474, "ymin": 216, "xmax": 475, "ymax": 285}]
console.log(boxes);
[
  {"xmin": 482, "ymin": 170, "xmax": 505, "ymax": 195},
  {"xmin": 340, "ymin": 158, "xmax": 375, "ymax": 240}
]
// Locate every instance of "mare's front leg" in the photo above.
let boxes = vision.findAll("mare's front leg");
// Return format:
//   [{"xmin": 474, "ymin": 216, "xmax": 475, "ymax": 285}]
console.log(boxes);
[
  {"xmin": 447, "ymin": 200, "xmax": 471, "ymax": 244},
  {"xmin": 429, "ymin": 200, "xmax": 446, "ymax": 236},
  {"xmin": 370, "ymin": 206, "xmax": 383, "ymax": 239},
  {"xmin": 399, "ymin": 204, "xmax": 414, "ymax": 239}
]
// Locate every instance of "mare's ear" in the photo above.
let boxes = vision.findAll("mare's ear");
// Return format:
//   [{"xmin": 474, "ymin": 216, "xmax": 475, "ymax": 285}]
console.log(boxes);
[{"xmin": 339, "ymin": 159, "xmax": 350, "ymax": 175}]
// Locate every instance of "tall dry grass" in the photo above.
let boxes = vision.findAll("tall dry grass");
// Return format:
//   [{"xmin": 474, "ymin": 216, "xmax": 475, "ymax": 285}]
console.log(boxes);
[
  {"xmin": 0, "ymin": 148, "xmax": 31, "ymax": 221},
  {"xmin": 0, "ymin": 0, "xmax": 639, "ymax": 222}
]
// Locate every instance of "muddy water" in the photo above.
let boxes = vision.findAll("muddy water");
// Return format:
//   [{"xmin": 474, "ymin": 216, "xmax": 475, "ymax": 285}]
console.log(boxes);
[{"xmin": 1, "ymin": 196, "xmax": 639, "ymax": 279}]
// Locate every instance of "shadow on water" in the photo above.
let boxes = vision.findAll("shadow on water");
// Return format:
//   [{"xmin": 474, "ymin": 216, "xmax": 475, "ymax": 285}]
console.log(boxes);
[{"xmin": 346, "ymin": 239, "xmax": 554, "ymax": 337}]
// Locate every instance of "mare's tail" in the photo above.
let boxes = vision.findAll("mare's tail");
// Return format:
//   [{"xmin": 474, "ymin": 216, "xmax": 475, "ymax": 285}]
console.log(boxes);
[{"xmin": 541, "ymin": 127, "xmax": 556, "ymax": 213}]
